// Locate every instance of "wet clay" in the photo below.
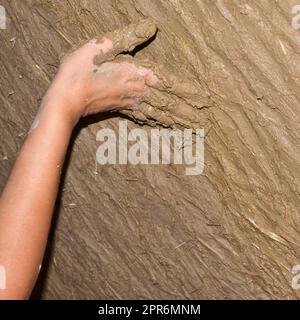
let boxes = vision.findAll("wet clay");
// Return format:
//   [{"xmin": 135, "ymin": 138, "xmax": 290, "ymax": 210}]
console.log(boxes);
[
  {"xmin": 1, "ymin": 0, "xmax": 300, "ymax": 299},
  {"xmin": 93, "ymin": 20, "xmax": 212, "ymax": 131}
]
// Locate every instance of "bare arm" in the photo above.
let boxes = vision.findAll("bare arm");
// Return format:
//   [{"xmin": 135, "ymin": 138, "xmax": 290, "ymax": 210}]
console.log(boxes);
[{"xmin": 0, "ymin": 37, "xmax": 158, "ymax": 299}]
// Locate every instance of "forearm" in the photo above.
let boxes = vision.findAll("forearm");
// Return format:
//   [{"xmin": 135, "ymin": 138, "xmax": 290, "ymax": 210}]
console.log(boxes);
[
  {"xmin": 0, "ymin": 31, "xmax": 158, "ymax": 300},
  {"xmin": 0, "ymin": 99, "xmax": 74, "ymax": 299}
]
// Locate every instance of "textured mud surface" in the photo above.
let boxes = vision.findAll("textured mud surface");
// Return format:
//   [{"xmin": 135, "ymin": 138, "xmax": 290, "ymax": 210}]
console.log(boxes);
[{"xmin": 1, "ymin": 0, "xmax": 300, "ymax": 299}]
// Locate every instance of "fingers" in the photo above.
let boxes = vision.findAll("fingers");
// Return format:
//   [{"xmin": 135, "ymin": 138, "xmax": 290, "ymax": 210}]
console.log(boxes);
[
  {"xmin": 94, "ymin": 38, "xmax": 113, "ymax": 55},
  {"xmin": 126, "ymin": 57, "xmax": 161, "ymax": 88},
  {"xmin": 121, "ymin": 97, "xmax": 142, "ymax": 109},
  {"xmin": 118, "ymin": 62, "xmax": 160, "ymax": 89},
  {"xmin": 139, "ymin": 68, "xmax": 160, "ymax": 87},
  {"xmin": 94, "ymin": 19, "xmax": 157, "ymax": 65},
  {"xmin": 111, "ymin": 19, "xmax": 157, "ymax": 54},
  {"xmin": 126, "ymin": 83, "xmax": 146, "ymax": 96}
]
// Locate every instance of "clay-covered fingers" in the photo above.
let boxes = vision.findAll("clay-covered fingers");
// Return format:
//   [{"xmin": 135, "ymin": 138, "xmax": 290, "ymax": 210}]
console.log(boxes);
[
  {"xmin": 116, "ymin": 61, "xmax": 158, "ymax": 88},
  {"xmin": 91, "ymin": 37, "xmax": 113, "ymax": 56},
  {"xmin": 137, "ymin": 67, "xmax": 160, "ymax": 87},
  {"xmin": 121, "ymin": 97, "xmax": 142, "ymax": 109},
  {"xmin": 89, "ymin": 59, "xmax": 160, "ymax": 112},
  {"xmin": 122, "ymin": 79, "xmax": 147, "ymax": 106},
  {"xmin": 118, "ymin": 74, "xmax": 148, "ymax": 110},
  {"xmin": 124, "ymin": 55, "xmax": 162, "ymax": 88},
  {"xmin": 110, "ymin": 19, "xmax": 157, "ymax": 54},
  {"xmin": 94, "ymin": 19, "xmax": 158, "ymax": 65},
  {"xmin": 125, "ymin": 65, "xmax": 160, "ymax": 95},
  {"xmin": 124, "ymin": 64, "xmax": 160, "ymax": 88}
]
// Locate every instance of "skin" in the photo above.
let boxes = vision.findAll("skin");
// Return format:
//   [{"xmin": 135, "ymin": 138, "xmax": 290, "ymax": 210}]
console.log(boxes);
[{"xmin": 0, "ymin": 37, "xmax": 159, "ymax": 299}]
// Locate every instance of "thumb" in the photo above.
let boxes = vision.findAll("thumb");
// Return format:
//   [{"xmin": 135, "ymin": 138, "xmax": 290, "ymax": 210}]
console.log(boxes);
[{"xmin": 94, "ymin": 19, "xmax": 157, "ymax": 65}]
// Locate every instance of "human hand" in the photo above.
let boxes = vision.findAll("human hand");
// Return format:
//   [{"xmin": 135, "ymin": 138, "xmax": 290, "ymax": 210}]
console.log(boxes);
[{"xmin": 42, "ymin": 20, "xmax": 160, "ymax": 125}]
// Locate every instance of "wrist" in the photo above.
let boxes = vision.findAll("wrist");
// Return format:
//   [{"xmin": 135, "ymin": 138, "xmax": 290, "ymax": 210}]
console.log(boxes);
[
  {"xmin": 41, "ymin": 85, "xmax": 84, "ymax": 128},
  {"xmin": 40, "ymin": 94, "xmax": 79, "ymax": 131}
]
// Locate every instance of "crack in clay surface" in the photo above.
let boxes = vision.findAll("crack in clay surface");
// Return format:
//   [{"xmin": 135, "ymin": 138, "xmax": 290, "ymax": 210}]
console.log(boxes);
[{"xmin": 1, "ymin": 0, "xmax": 300, "ymax": 300}]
